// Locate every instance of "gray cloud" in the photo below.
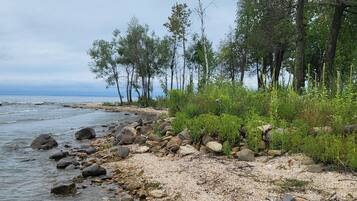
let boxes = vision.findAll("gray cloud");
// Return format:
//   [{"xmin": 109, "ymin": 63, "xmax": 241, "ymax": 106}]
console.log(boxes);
[{"xmin": 0, "ymin": 0, "xmax": 236, "ymax": 94}]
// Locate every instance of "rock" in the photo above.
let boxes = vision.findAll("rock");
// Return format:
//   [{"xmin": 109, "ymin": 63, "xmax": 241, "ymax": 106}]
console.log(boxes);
[
  {"xmin": 202, "ymin": 135, "xmax": 213, "ymax": 145},
  {"xmin": 199, "ymin": 145, "xmax": 209, "ymax": 154},
  {"xmin": 146, "ymin": 140, "xmax": 160, "ymax": 148},
  {"xmin": 138, "ymin": 125, "xmax": 153, "ymax": 135},
  {"xmin": 282, "ymin": 194, "xmax": 296, "ymax": 201},
  {"xmin": 75, "ymin": 128, "xmax": 96, "ymax": 140},
  {"xmin": 344, "ymin": 124, "xmax": 357, "ymax": 134},
  {"xmin": 162, "ymin": 136, "xmax": 172, "ymax": 141},
  {"xmin": 148, "ymin": 134, "xmax": 161, "ymax": 142},
  {"xmin": 116, "ymin": 126, "xmax": 137, "ymax": 145},
  {"xmin": 135, "ymin": 146, "xmax": 150, "ymax": 153},
  {"xmin": 82, "ymin": 164, "xmax": 106, "ymax": 177},
  {"xmin": 149, "ymin": 190, "xmax": 166, "ymax": 198},
  {"xmin": 178, "ymin": 129, "xmax": 191, "ymax": 141},
  {"xmin": 57, "ymin": 158, "xmax": 79, "ymax": 169},
  {"xmin": 267, "ymin": 150, "xmax": 282, "ymax": 157},
  {"xmin": 49, "ymin": 151, "xmax": 68, "ymax": 161},
  {"xmin": 166, "ymin": 136, "xmax": 182, "ymax": 152},
  {"xmin": 118, "ymin": 192, "xmax": 134, "ymax": 201},
  {"xmin": 134, "ymin": 135, "xmax": 147, "ymax": 145},
  {"xmin": 116, "ymin": 146, "xmax": 130, "ymax": 158},
  {"xmin": 159, "ymin": 121, "xmax": 170, "ymax": 131},
  {"xmin": 237, "ymin": 149, "xmax": 255, "ymax": 161},
  {"xmin": 84, "ymin": 147, "xmax": 97, "ymax": 155},
  {"xmin": 206, "ymin": 141, "xmax": 222, "ymax": 153},
  {"xmin": 31, "ymin": 134, "xmax": 58, "ymax": 150},
  {"xmin": 162, "ymin": 125, "xmax": 173, "ymax": 135},
  {"xmin": 306, "ymin": 164, "xmax": 324, "ymax": 173},
  {"xmin": 178, "ymin": 145, "xmax": 197, "ymax": 156},
  {"xmin": 50, "ymin": 180, "xmax": 76, "ymax": 196}
]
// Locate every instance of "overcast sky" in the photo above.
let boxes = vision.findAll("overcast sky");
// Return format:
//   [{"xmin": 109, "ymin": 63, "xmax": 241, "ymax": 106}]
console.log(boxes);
[{"xmin": 0, "ymin": 0, "xmax": 238, "ymax": 96}]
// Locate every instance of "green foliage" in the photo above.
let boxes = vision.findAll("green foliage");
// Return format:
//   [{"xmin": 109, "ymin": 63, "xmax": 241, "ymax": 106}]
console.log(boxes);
[{"xmin": 222, "ymin": 141, "xmax": 232, "ymax": 156}]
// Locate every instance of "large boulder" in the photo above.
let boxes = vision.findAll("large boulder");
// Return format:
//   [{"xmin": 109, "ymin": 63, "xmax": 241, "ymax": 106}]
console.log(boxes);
[
  {"xmin": 178, "ymin": 145, "xmax": 197, "ymax": 157},
  {"xmin": 206, "ymin": 141, "xmax": 222, "ymax": 153},
  {"xmin": 237, "ymin": 149, "xmax": 255, "ymax": 161},
  {"xmin": 49, "ymin": 151, "xmax": 68, "ymax": 161},
  {"xmin": 82, "ymin": 164, "xmax": 106, "ymax": 177},
  {"xmin": 344, "ymin": 124, "xmax": 357, "ymax": 134},
  {"xmin": 75, "ymin": 128, "xmax": 96, "ymax": 140},
  {"xmin": 134, "ymin": 135, "xmax": 147, "ymax": 145},
  {"xmin": 116, "ymin": 126, "xmax": 137, "ymax": 145},
  {"xmin": 31, "ymin": 134, "xmax": 58, "ymax": 150},
  {"xmin": 50, "ymin": 180, "xmax": 76, "ymax": 196},
  {"xmin": 56, "ymin": 158, "xmax": 79, "ymax": 169}
]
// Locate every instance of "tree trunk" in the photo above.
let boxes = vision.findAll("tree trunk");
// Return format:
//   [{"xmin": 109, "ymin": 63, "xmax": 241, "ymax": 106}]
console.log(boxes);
[
  {"xmin": 325, "ymin": 2, "xmax": 346, "ymax": 88},
  {"xmin": 295, "ymin": 0, "xmax": 306, "ymax": 93},
  {"xmin": 129, "ymin": 65, "xmax": 135, "ymax": 102},
  {"xmin": 170, "ymin": 40, "xmax": 177, "ymax": 90},
  {"xmin": 113, "ymin": 68, "xmax": 123, "ymax": 105},
  {"xmin": 257, "ymin": 59, "xmax": 263, "ymax": 89},
  {"xmin": 182, "ymin": 37, "xmax": 186, "ymax": 91},
  {"xmin": 198, "ymin": 0, "xmax": 209, "ymax": 86},
  {"xmin": 273, "ymin": 48, "xmax": 284, "ymax": 86},
  {"xmin": 125, "ymin": 67, "xmax": 130, "ymax": 103},
  {"xmin": 240, "ymin": 52, "xmax": 246, "ymax": 84}
]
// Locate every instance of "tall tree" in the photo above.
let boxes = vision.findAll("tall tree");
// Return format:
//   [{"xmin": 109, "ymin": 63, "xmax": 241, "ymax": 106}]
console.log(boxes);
[{"xmin": 295, "ymin": 0, "xmax": 306, "ymax": 93}]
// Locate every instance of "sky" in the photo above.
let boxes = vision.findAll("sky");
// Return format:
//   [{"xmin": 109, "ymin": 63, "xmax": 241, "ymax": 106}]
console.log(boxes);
[{"xmin": 0, "ymin": 0, "xmax": 239, "ymax": 97}]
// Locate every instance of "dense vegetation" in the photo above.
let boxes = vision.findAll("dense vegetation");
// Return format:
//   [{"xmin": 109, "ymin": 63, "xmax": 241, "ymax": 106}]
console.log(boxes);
[{"xmin": 89, "ymin": 1, "xmax": 357, "ymax": 169}]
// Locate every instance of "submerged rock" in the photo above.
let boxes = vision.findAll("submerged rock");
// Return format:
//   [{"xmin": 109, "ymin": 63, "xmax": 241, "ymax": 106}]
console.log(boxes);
[
  {"xmin": 31, "ymin": 134, "xmax": 58, "ymax": 150},
  {"xmin": 82, "ymin": 164, "xmax": 106, "ymax": 177},
  {"xmin": 75, "ymin": 128, "xmax": 96, "ymax": 140},
  {"xmin": 206, "ymin": 141, "xmax": 222, "ymax": 153},
  {"xmin": 237, "ymin": 149, "xmax": 255, "ymax": 161},
  {"xmin": 49, "ymin": 151, "xmax": 68, "ymax": 161},
  {"xmin": 50, "ymin": 180, "xmax": 76, "ymax": 196}
]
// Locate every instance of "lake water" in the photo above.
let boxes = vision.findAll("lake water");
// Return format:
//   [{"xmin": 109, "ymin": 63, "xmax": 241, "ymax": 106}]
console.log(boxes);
[{"xmin": 0, "ymin": 95, "xmax": 138, "ymax": 201}]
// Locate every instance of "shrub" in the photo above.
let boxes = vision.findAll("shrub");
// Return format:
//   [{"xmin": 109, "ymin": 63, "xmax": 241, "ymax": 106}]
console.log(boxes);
[
  {"xmin": 172, "ymin": 112, "xmax": 189, "ymax": 134},
  {"xmin": 222, "ymin": 141, "xmax": 232, "ymax": 156},
  {"xmin": 168, "ymin": 90, "xmax": 189, "ymax": 115}
]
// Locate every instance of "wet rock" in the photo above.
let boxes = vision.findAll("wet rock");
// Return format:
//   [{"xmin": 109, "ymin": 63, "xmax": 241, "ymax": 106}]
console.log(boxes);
[
  {"xmin": 57, "ymin": 158, "xmax": 79, "ymax": 169},
  {"xmin": 237, "ymin": 148, "xmax": 255, "ymax": 161},
  {"xmin": 49, "ymin": 151, "xmax": 68, "ymax": 161},
  {"xmin": 82, "ymin": 164, "xmax": 106, "ymax": 177},
  {"xmin": 306, "ymin": 164, "xmax": 324, "ymax": 173},
  {"xmin": 31, "ymin": 134, "xmax": 58, "ymax": 150},
  {"xmin": 344, "ymin": 124, "xmax": 357, "ymax": 134},
  {"xmin": 178, "ymin": 145, "xmax": 197, "ymax": 156},
  {"xmin": 78, "ymin": 147, "xmax": 96, "ymax": 155},
  {"xmin": 166, "ymin": 136, "xmax": 182, "ymax": 153},
  {"xmin": 206, "ymin": 141, "xmax": 222, "ymax": 153},
  {"xmin": 149, "ymin": 189, "xmax": 166, "ymax": 198},
  {"xmin": 116, "ymin": 126, "xmax": 137, "ymax": 145},
  {"xmin": 75, "ymin": 128, "xmax": 96, "ymax": 140},
  {"xmin": 202, "ymin": 135, "xmax": 213, "ymax": 145},
  {"xmin": 50, "ymin": 180, "xmax": 76, "ymax": 196},
  {"xmin": 135, "ymin": 146, "xmax": 150, "ymax": 153},
  {"xmin": 134, "ymin": 135, "xmax": 147, "ymax": 145},
  {"xmin": 282, "ymin": 194, "xmax": 296, "ymax": 201},
  {"xmin": 115, "ymin": 146, "xmax": 130, "ymax": 158}
]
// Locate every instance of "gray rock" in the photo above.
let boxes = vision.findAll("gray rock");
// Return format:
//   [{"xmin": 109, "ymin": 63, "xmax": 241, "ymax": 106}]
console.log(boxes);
[
  {"xmin": 82, "ymin": 164, "xmax": 106, "ymax": 177},
  {"xmin": 118, "ymin": 192, "xmax": 134, "ymax": 201},
  {"xmin": 282, "ymin": 194, "xmax": 296, "ymax": 201},
  {"xmin": 78, "ymin": 147, "xmax": 96, "ymax": 155},
  {"xmin": 116, "ymin": 146, "xmax": 130, "ymax": 158},
  {"xmin": 57, "ymin": 158, "xmax": 79, "ymax": 169},
  {"xmin": 75, "ymin": 128, "xmax": 96, "ymax": 140},
  {"xmin": 49, "ymin": 151, "xmax": 68, "ymax": 161},
  {"xmin": 306, "ymin": 164, "xmax": 324, "ymax": 173},
  {"xmin": 237, "ymin": 149, "xmax": 255, "ymax": 161},
  {"xmin": 344, "ymin": 124, "xmax": 357, "ymax": 134},
  {"xmin": 31, "ymin": 134, "xmax": 58, "ymax": 150},
  {"xmin": 206, "ymin": 141, "xmax": 222, "ymax": 153},
  {"xmin": 178, "ymin": 145, "xmax": 197, "ymax": 156},
  {"xmin": 178, "ymin": 129, "xmax": 191, "ymax": 141},
  {"xmin": 116, "ymin": 126, "xmax": 137, "ymax": 145},
  {"xmin": 134, "ymin": 135, "xmax": 147, "ymax": 145},
  {"xmin": 148, "ymin": 134, "xmax": 161, "ymax": 142},
  {"xmin": 50, "ymin": 180, "xmax": 76, "ymax": 196}
]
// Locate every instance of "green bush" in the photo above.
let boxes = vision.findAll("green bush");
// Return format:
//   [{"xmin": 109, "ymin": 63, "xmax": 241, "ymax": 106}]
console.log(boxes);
[{"xmin": 222, "ymin": 141, "xmax": 232, "ymax": 156}]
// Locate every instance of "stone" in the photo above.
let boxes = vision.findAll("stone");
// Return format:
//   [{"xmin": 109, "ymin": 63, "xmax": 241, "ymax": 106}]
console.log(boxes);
[
  {"xmin": 49, "ymin": 151, "xmax": 68, "ymax": 161},
  {"xmin": 237, "ymin": 149, "xmax": 255, "ymax": 161},
  {"xmin": 75, "ymin": 128, "xmax": 96, "ymax": 140},
  {"xmin": 138, "ymin": 125, "xmax": 153, "ymax": 135},
  {"xmin": 31, "ymin": 134, "xmax": 58, "ymax": 150},
  {"xmin": 206, "ymin": 141, "xmax": 222, "ymax": 153},
  {"xmin": 159, "ymin": 121, "xmax": 170, "ymax": 131},
  {"xmin": 116, "ymin": 126, "xmax": 137, "ymax": 145},
  {"xmin": 344, "ymin": 124, "xmax": 357, "ymax": 134},
  {"xmin": 50, "ymin": 180, "xmax": 76, "ymax": 196},
  {"xmin": 306, "ymin": 164, "xmax": 324, "ymax": 173},
  {"xmin": 135, "ymin": 146, "xmax": 150, "ymax": 153},
  {"xmin": 267, "ymin": 150, "xmax": 282, "ymax": 157},
  {"xmin": 202, "ymin": 135, "xmax": 213, "ymax": 145},
  {"xmin": 82, "ymin": 164, "xmax": 106, "ymax": 177},
  {"xmin": 166, "ymin": 136, "xmax": 182, "ymax": 152},
  {"xmin": 199, "ymin": 145, "xmax": 209, "ymax": 154},
  {"xmin": 282, "ymin": 194, "xmax": 296, "ymax": 201},
  {"xmin": 118, "ymin": 192, "xmax": 134, "ymax": 201},
  {"xmin": 134, "ymin": 135, "xmax": 147, "ymax": 145},
  {"xmin": 149, "ymin": 190, "xmax": 166, "ymax": 198},
  {"xmin": 148, "ymin": 134, "xmax": 161, "ymax": 142},
  {"xmin": 178, "ymin": 145, "xmax": 197, "ymax": 156},
  {"xmin": 84, "ymin": 147, "xmax": 97, "ymax": 155},
  {"xmin": 146, "ymin": 140, "xmax": 160, "ymax": 148},
  {"xmin": 178, "ymin": 129, "xmax": 191, "ymax": 141},
  {"xmin": 57, "ymin": 158, "xmax": 79, "ymax": 169},
  {"xmin": 116, "ymin": 146, "xmax": 130, "ymax": 158},
  {"xmin": 162, "ymin": 125, "xmax": 173, "ymax": 134}
]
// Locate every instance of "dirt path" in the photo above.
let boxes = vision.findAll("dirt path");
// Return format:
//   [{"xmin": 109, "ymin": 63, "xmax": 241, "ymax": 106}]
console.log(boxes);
[{"xmin": 108, "ymin": 150, "xmax": 357, "ymax": 201}]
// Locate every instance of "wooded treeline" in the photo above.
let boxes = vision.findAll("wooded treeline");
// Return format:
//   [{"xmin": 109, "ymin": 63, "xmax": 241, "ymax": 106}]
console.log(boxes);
[{"xmin": 89, "ymin": 0, "xmax": 357, "ymax": 105}]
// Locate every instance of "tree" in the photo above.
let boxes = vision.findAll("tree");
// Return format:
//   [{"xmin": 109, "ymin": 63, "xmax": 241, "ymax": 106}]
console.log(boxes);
[
  {"xmin": 88, "ymin": 37, "xmax": 123, "ymax": 104},
  {"xmin": 295, "ymin": 0, "xmax": 306, "ymax": 93}
]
